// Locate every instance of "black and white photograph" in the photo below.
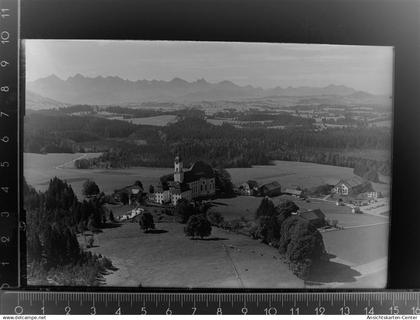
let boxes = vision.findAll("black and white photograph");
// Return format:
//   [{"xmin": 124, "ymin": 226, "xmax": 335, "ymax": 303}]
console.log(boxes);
[{"xmin": 23, "ymin": 40, "xmax": 392, "ymax": 288}]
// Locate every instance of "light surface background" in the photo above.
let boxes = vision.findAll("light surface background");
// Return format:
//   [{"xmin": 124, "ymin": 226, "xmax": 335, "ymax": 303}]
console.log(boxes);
[{"xmin": 25, "ymin": 40, "xmax": 393, "ymax": 95}]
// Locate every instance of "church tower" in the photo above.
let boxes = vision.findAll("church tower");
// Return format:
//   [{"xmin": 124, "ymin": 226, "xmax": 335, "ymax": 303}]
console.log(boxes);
[{"xmin": 174, "ymin": 156, "xmax": 184, "ymax": 183}]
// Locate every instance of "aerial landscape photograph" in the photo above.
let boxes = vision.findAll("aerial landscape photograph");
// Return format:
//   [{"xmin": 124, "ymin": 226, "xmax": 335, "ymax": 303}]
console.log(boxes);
[{"xmin": 23, "ymin": 40, "xmax": 392, "ymax": 288}]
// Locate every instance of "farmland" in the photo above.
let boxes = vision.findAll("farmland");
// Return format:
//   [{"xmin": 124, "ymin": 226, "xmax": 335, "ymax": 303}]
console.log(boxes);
[
  {"xmin": 25, "ymin": 152, "xmax": 389, "ymax": 287},
  {"xmin": 207, "ymin": 195, "xmax": 389, "ymax": 288},
  {"xmin": 110, "ymin": 114, "xmax": 178, "ymax": 126},
  {"xmin": 82, "ymin": 220, "xmax": 304, "ymax": 288},
  {"xmin": 24, "ymin": 153, "xmax": 379, "ymax": 199},
  {"xmin": 227, "ymin": 160, "xmax": 356, "ymax": 188},
  {"xmin": 24, "ymin": 152, "xmax": 172, "ymax": 199},
  {"xmin": 24, "ymin": 153, "xmax": 390, "ymax": 201}
]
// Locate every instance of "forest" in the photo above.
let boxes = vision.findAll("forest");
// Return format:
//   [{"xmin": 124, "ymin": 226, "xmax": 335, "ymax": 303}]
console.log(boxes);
[
  {"xmin": 24, "ymin": 111, "xmax": 391, "ymax": 178},
  {"xmin": 25, "ymin": 177, "xmax": 115, "ymax": 285}
]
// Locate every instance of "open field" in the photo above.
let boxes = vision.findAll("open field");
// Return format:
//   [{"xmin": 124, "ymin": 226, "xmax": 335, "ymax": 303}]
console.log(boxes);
[
  {"xmin": 128, "ymin": 115, "xmax": 178, "ymax": 126},
  {"xmin": 208, "ymin": 194, "xmax": 388, "ymax": 288},
  {"xmin": 82, "ymin": 221, "xmax": 304, "ymax": 288},
  {"xmin": 209, "ymin": 195, "xmax": 389, "ymax": 228},
  {"xmin": 24, "ymin": 153, "xmax": 172, "ymax": 199},
  {"xmin": 25, "ymin": 153, "xmax": 390, "ymax": 201},
  {"xmin": 227, "ymin": 160, "xmax": 356, "ymax": 189}
]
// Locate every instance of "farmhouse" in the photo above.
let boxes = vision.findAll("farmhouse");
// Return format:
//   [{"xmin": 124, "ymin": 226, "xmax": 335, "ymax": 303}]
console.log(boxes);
[
  {"xmin": 238, "ymin": 180, "xmax": 259, "ymax": 196},
  {"xmin": 332, "ymin": 176, "xmax": 373, "ymax": 197},
  {"xmin": 259, "ymin": 181, "xmax": 281, "ymax": 197},
  {"xmin": 114, "ymin": 183, "xmax": 143, "ymax": 204},
  {"xmin": 284, "ymin": 188, "xmax": 304, "ymax": 198},
  {"xmin": 153, "ymin": 156, "xmax": 215, "ymax": 205},
  {"xmin": 299, "ymin": 209, "xmax": 326, "ymax": 228}
]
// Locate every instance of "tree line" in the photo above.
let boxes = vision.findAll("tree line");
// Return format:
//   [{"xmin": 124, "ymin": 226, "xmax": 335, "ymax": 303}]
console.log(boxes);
[
  {"xmin": 25, "ymin": 177, "xmax": 115, "ymax": 285},
  {"xmin": 25, "ymin": 111, "xmax": 391, "ymax": 178}
]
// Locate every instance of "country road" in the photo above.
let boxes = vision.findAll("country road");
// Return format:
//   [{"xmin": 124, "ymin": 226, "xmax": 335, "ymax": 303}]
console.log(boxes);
[{"xmin": 55, "ymin": 153, "xmax": 88, "ymax": 170}]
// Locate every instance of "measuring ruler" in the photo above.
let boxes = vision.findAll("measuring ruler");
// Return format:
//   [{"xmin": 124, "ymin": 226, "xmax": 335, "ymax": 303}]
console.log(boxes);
[
  {"xmin": 1, "ymin": 291, "xmax": 420, "ymax": 315},
  {"xmin": 0, "ymin": 0, "xmax": 21, "ymax": 290}
]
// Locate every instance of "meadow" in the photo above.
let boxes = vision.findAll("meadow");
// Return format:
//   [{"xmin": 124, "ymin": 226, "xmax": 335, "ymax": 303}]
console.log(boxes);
[
  {"xmin": 227, "ymin": 160, "xmax": 356, "ymax": 188},
  {"xmin": 82, "ymin": 219, "xmax": 305, "ymax": 288},
  {"xmin": 24, "ymin": 153, "xmax": 390, "ymax": 199},
  {"xmin": 24, "ymin": 153, "xmax": 172, "ymax": 198}
]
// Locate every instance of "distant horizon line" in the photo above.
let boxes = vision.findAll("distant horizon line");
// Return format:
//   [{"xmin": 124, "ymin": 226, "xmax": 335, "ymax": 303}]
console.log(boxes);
[{"xmin": 29, "ymin": 73, "xmax": 386, "ymax": 96}]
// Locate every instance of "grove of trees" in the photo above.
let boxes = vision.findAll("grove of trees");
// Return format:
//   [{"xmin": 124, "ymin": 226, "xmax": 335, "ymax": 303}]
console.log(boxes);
[
  {"xmin": 25, "ymin": 177, "xmax": 113, "ymax": 285},
  {"xmin": 25, "ymin": 112, "xmax": 391, "ymax": 179},
  {"xmin": 82, "ymin": 179, "xmax": 100, "ymax": 197},
  {"xmin": 252, "ymin": 198, "xmax": 326, "ymax": 279}
]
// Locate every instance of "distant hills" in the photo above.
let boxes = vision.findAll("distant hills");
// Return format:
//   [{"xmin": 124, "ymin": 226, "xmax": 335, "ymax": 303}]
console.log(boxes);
[
  {"xmin": 27, "ymin": 74, "xmax": 390, "ymax": 107},
  {"xmin": 26, "ymin": 90, "xmax": 69, "ymax": 110}
]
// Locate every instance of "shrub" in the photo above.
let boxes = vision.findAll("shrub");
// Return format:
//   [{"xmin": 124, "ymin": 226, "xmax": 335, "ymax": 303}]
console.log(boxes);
[
  {"xmin": 207, "ymin": 211, "xmax": 224, "ymax": 226},
  {"xmin": 82, "ymin": 180, "xmax": 100, "ymax": 197},
  {"xmin": 255, "ymin": 197, "xmax": 276, "ymax": 218},
  {"xmin": 119, "ymin": 191, "xmax": 129, "ymax": 205},
  {"xmin": 184, "ymin": 214, "xmax": 212, "ymax": 239},
  {"xmin": 277, "ymin": 200, "xmax": 299, "ymax": 216},
  {"xmin": 86, "ymin": 236, "xmax": 94, "ymax": 248},
  {"xmin": 175, "ymin": 199, "xmax": 196, "ymax": 223},
  {"xmin": 139, "ymin": 212, "xmax": 155, "ymax": 232},
  {"xmin": 256, "ymin": 215, "xmax": 281, "ymax": 245},
  {"xmin": 109, "ymin": 210, "xmax": 115, "ymax": 222}
]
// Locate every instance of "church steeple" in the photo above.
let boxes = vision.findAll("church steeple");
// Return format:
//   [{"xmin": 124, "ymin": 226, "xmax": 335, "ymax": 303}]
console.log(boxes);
[{"xmin": 174, "ymin": 156, "xmax": 184, "ymax": 183}]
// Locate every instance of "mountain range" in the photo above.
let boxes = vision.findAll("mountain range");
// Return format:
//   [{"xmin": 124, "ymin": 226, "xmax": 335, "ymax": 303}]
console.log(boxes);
[{"xmin": 27, "ymin": 74, "xmax": 389, "ymax": 106}]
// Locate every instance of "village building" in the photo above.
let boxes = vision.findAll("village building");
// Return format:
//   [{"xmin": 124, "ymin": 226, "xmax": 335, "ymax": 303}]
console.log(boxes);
[
  {"xmin": 299, "ymin": 209, "xmax": 326, "ymax": 228},
  {"xmin": 168, "ymin": 181, "xmax": 192, "ymax": 205},
  {"xmin": 113, "ymin": 183, "xmax": 143, "ymax": 204},
  {"xmin": 284, "ymin": 188, "xmax": 304, "ymax": 198},
  {"xmin": 259, "ymin": 181, "xmax": 282, "ymax": 197},
  {"xmin": 331, "ymin": 176, "xmax": 374, "ymax": 197},
  {"xmin": 152, "ymin": 156, "xmax": 215, "ymax": 205},
  {"xmin": 154, "ymin": 183, "xmax": 171, "ymax": 204},
  {"xmin": 238, "ymin": 180, "xmax": 259, "ymax": 196}
]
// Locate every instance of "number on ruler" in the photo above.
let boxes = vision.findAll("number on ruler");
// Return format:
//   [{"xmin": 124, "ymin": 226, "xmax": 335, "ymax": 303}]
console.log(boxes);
[
  {"xmin": 1, "ymin": 86, "xmax": 9, "ymax": 92},
  {"xmin": 0, "ymin": 111, "xmax": 10, "ymax": 117},
  {"xmin": 1, "ymin": 31, "xmax": 9, "ymax": 44},
  {"xmin": 1, "ymin": 236, "xmax": 10, "ymax": 243},
  {"xmin": 389, "ymin": 306, "xmax": 399, "ymax": 315},
  {"xmin": 64, "ymin": 305, "xmax": 71, "ymax": 315},
  {"xmin": 90, "ymin": 306, "xmax": 96, "ymax": 315},
  {"xmin": 1, "ymin": 186, "xmax": 9, "ymax": 193},
  {"xmin": 14, "ymin": 306, "xmax": 23, "ymax": 315},
  {"xmin": 364, "ymin": 307, "xmax": 374, "ymax": 315},
  {"xmin": 340, "ymin": 306, "xmax": 350, "ymax": 315},
  {"xmin": 315, "ymin": 306, "xmax": 325, "ymax": 315},
  {"xmin": 1, "ymin": 136, "xmax": 9, "ymax": 143},
  {"xmin": 264, "ymin": 307, "xmax": 277, "ymax": 315},
  {"xmin": 290, "ymin": 307, "xmax": 299, "ymax": 315},
  {"xmin": 0, "ymin": 161, "xmax": 9, "ymax": 167},
  {"xmin": 1, "ymin": 211, "xmax": 10, "ymax": 217},
  {"xmin": 412, "ymin": 307, "xmax": 420, "ymax": 315},
  {"xmin": 0, "ymin": 60, "xmax": 9, "ymax": 67},
  {"xmin": 1, "ymin": 8, "xmax": 10, "ymax": 19},
  {"xmin": 0, "ymin": 283, "xmax": 10, "ymax": 289}
]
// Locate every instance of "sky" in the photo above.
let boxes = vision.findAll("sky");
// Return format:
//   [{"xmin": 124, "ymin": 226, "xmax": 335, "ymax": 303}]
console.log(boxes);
[{"xmin": 25, "ymin": 40, "xmax": 393, "ymax": 95}]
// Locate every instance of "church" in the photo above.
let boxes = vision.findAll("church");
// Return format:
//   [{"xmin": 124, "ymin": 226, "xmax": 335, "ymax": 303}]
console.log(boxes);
[{"xmin": 154, "ymin": 156, "xmax": 216, "ymax": 205}]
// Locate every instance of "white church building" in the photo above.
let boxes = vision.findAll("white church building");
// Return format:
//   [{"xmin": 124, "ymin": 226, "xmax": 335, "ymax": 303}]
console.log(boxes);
[{"xmin": 154, "ymin": 156, "xmax": 216, "ymax": 205}]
